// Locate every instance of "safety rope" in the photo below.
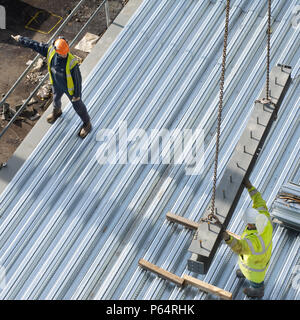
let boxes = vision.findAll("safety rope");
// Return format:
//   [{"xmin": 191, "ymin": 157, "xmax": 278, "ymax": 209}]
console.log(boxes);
[{"xmin": 206, "ymin": 0, "xmax": 231, "ymax": 229}]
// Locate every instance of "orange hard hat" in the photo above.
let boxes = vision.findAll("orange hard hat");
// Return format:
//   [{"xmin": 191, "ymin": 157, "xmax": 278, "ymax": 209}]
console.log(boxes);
[{"xmin": 53, "ymin": 38, "xmax": 69, "ymax": 55}]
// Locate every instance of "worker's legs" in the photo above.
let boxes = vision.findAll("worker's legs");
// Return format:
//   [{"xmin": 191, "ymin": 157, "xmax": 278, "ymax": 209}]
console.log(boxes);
[
  {"xmin": 66, "ymin": 94, "xmax": 92, "ymax": 138},
  {"xmin": 52, "ymin": 87, "xmax": 64, "ymax": 110},
  {"xmin": 236, "ymin": 269, "xmax": 245, "ymax": 278},
  {"xmin": 244, "ymin": 280, "xmax": 264, "ymax": 298},
  {"xmin": 73, "ymin": 99, "xmax": 91, "ymax": 138},
  {"xmin": 249, "ymin": 280, "xmax": 264, "ymax": 290},
  {"xmin": 47, "ymin": 87, "xmax": 63, "ymax": 124},
  {"xmin": 71, "ymin": 98, "xmax": 90, "ymax": 125},
  {"xmin": 53, "ymin": 88, "xmax": 90, "ymax": 124},
  {"xmin": 47, "ymin": 87, "xmax": 91, "ymax": 138}
]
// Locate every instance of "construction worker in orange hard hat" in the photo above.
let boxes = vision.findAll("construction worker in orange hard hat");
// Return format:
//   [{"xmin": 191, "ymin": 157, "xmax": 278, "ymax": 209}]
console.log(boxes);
[
  {"xmin": 11, "ymin": 35, "xmax": 92, "ymax": 139},
  {"xmin": 53, "ymin": 37, "xmax": 70, "ymax": 56}
]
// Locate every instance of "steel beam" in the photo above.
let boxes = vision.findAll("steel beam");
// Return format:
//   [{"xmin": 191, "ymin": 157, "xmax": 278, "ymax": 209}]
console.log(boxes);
[{"xmin": 187, "ymin": 64, "xmax": 292, "ymax": 274}]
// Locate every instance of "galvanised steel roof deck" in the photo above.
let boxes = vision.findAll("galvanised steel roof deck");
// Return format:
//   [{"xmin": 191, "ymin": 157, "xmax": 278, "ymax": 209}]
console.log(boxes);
[{"xmin": 0, "ymin": 0, "xmax": 299, "ymax": 300}]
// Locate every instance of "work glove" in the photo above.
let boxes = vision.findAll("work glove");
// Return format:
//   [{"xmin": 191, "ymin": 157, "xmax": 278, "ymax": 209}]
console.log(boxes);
[
  {"xmin": 11, "ymin": 35, "xmax": 21, "ymax": 42},
  {"xmin": 222, "ymin": 231, "xmax": 230, "ymax": 242},
  {"xmin": 243, "ymin": 177, "xmax": 252, "ymax": 189},
  {"xmin": 72, "ymin": 97, "xmax": 81, "ymax": 102}
]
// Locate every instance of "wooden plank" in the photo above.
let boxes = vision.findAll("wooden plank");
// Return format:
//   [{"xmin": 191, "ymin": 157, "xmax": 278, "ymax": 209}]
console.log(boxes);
[
  {"xmin": 138, "ymin": 259, "xmax": 184, "ymax": 286},
  {"xmin": 167, "ymin": 212, "xmax": 240, "ymax": 239},
  {"xmin": 183, "ymin": 274, "xmax": 232, "ymax": 300},
  {"xmin": 166, "ymin": 212, "xmax": 199, "ymax": 230}
]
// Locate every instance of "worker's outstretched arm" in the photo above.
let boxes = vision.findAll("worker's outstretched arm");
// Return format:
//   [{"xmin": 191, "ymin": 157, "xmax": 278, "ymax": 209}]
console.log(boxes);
[
  {"xmin": 11, "ymin": 35, "xmax": 49, "ymax": 57},
  {"xmin": 243, "ymin": 178, "xmax": 269, "ymax": 215},
  {"xmin": 223, "ymin": 232, "xmax": 252, "ymax": 255}
]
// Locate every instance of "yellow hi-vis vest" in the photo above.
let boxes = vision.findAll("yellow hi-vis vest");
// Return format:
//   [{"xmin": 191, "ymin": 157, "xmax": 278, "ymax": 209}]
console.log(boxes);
[
  {"xmin": 47, "ymin": 45, "xmax": 78, "ymax": 96},
  {"xmin": 225, "ymin": 187, "xmax": 273, "ymax": 283}
]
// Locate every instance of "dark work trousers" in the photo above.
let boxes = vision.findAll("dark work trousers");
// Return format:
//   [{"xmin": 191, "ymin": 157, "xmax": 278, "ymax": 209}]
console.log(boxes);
[{"xmin": 52, "ymin": 87, "xmax": 90, "ymax": 125}]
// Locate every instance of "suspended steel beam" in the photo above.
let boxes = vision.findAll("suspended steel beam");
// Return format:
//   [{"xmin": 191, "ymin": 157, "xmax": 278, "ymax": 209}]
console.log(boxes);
[{"xmin": 187, "ymin": 64, "xmax": 292, "ymax": 274}]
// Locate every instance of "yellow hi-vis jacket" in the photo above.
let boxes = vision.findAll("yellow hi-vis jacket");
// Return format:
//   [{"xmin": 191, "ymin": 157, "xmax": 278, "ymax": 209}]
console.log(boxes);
[
  {"xmin": 225, "ymin": 186, "xmax": 273, "ymax": 283},
  {"xmin": 47, "ymin": 45, "xmax": 79, "ymax": 96}
]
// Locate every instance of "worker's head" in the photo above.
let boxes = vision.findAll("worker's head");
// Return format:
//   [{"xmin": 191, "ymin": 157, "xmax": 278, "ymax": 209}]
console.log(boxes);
[
  {"xmin": 242, "ymin": 208, "xmax": 268, "ymax": 234},
  {"xmin": 53, "ymin": 37, "xmax": 69, "ymax": 57}
]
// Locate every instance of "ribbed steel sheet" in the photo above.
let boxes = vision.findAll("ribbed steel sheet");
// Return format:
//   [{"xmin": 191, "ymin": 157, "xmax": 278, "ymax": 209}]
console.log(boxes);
[
  {"xmin": 271, "ymin": 183, "xmax": 300, "ymax": 230},
  {"xmin": 0, "ymin": 0, "xmax": 299, "ymax": 300}
]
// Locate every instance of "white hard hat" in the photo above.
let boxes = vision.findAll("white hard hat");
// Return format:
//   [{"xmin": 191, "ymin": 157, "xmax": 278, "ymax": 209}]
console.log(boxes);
[
  {"xmin": 242, "ymin": 207, "xmax": 258, "ymax": 224},
  {"xmin": 242, "ymin": 208, "xmax": 269, "ymax": 234},
  {"xmin": 255, "ymin": 214, "xmax": 269, "ymax": 234}
]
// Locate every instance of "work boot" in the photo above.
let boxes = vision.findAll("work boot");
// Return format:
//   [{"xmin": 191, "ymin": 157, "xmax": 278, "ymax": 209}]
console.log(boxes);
[
  {"xmin": 78, "ymin": 121, "xmax": 92, "ymax": 139},
  {"xmin": 47, "ymin": 108, "xmax": 62, "ymax": 124},
  {"xmin": 236, "ymin": 269, "xmax": 245, "ymax": 279},
  {"xmin": 243, "ymin": 285, "xmax": 264, "ymax": 298}
]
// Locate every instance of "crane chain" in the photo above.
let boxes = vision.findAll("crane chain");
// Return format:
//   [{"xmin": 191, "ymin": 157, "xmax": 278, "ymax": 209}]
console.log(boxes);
[
  {"xmin": 203, "ymin": 1, "xmax": 273, "ymax": 230},
  {"xmin": 208, "ymin": 0, "xmax": 231, "ymax": 229},
  {"xmin": 266, "ymin": 0, "xmax": 272, "ymax": 101},
  {"xmin": 256, "ymin": 0, "xmax": 274, "ymax": 107}
]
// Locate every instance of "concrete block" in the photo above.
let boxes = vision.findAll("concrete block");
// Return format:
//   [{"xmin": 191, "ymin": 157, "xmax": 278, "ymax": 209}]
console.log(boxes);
[{"xmin": 75, "ymin": 32, "xmax": 100, "ymax": 53}]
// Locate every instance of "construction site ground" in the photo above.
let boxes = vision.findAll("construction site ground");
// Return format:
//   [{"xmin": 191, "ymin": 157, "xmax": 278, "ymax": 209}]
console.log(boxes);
[{"xmin": 0, "ymin": 0, "xmax": 126, "ymax": 165}]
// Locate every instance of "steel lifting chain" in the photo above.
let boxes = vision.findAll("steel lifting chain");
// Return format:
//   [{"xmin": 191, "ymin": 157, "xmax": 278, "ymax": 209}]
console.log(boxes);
[
  {"xmin": 203, "ymin": 0, "xmax": 273, "ymax": 230},
  {"xmin": 256, "ymin": 0, "xmax": 275, "ymax": 106},
  {"xmin": 205, "ymin": 0, "xmax": 231, "ymax": 230},
  {"xmin": 266, "ymin": 0, "xmax": 272, "ymax": 101}
]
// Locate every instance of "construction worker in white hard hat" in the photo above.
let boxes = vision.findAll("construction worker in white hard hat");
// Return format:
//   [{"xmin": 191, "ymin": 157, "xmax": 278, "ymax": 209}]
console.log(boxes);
[{"xmin": 222, "ymin": 178, "xmax": 273, "ymax": 298}]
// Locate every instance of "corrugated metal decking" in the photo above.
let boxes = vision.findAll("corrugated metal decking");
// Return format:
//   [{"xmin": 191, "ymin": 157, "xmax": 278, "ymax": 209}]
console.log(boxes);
[{"xmin": 0, "ymin": 0, "xmax": 299, "ymax": 300}]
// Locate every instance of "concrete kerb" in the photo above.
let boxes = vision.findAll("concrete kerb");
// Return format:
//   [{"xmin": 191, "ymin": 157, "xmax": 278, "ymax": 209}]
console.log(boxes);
[{"xmin": 0, "ymin": 0, "xmax": 143, "ymax": 194}]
